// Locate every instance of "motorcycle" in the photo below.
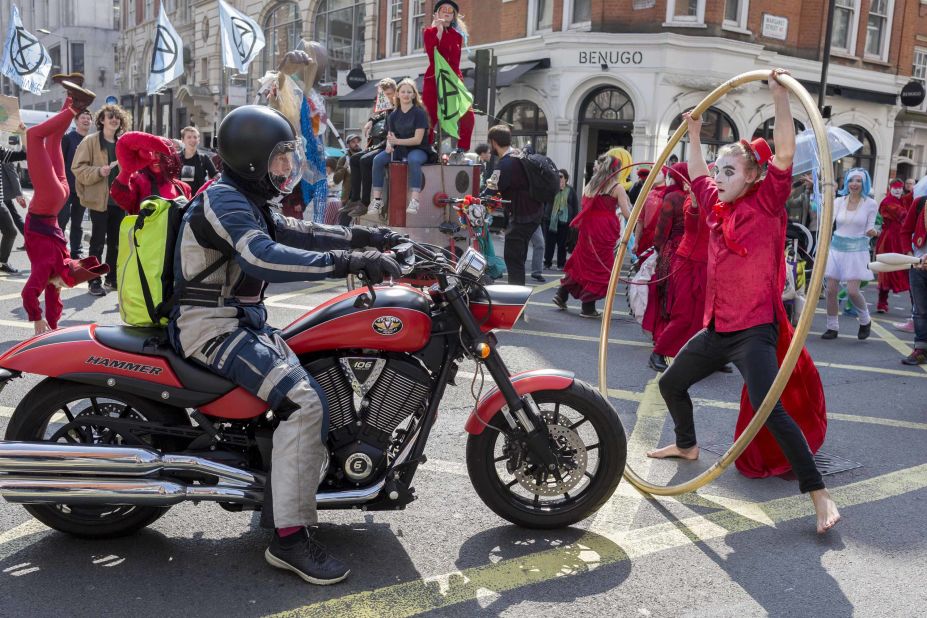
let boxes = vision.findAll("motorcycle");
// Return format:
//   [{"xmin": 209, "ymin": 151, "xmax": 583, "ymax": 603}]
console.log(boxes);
[{"xmin": 0, "ymin": 241, "xmax": 627, "ymax": 538}]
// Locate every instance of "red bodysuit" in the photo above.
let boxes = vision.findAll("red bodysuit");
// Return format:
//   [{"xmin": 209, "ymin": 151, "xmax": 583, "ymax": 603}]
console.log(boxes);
[{"xmin": 422, "ymin": 26, "xmax": 474, "ymax": 150}]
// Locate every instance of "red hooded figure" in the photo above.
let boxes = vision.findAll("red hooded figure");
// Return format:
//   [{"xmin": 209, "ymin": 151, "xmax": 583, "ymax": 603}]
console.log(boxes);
[{"xmin": 110, "ymin": 132, "xmax": 191, "ymax": 214}]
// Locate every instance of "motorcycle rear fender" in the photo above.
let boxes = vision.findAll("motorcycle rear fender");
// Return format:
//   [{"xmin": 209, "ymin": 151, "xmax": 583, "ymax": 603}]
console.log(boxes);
[
  {"xmin": 464, "ymin": 369, "xmax": 574, "ymax": 435},
  {"xmin": 0, "ymin": 325, "xmax": 183, "ymax": 389}
]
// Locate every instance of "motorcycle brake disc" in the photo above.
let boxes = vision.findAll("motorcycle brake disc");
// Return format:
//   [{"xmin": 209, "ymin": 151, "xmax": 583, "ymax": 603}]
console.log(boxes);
[{"xmin": 513, "ymin": 421, "xmax": 588, "ymax": 497}]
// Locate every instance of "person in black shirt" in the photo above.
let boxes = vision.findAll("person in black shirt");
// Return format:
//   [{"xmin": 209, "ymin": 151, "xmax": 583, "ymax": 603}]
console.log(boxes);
[
  {"xmin": 58, "ymin": 109, "xmax": 93, "ymax": 258},
  {"xmin": 484, "ymin": 124, "xmax": 542, "ymax": 286},
  {"xmin": 342, "ymin": 78, "xmax": 396, "ymax": 220},
  {"xmin": 179, "ymin": 126, "xmax": 218, "ymax": 195}
]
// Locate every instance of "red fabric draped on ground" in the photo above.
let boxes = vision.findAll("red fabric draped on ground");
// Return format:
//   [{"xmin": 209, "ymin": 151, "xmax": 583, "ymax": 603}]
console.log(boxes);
[{"xmin": 560, "ymin": 194, "xmax": 620, "ymax": 301}]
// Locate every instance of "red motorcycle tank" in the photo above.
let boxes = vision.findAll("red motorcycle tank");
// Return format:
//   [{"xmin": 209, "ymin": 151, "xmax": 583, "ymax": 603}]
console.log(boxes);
[{"xmin": 282, "ymin": 285, "xmax": 432, "ymax": 355}]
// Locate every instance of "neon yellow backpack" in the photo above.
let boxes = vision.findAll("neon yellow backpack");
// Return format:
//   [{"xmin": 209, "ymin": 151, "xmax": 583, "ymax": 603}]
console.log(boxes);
[{"xmin": 116, "ymin": 196, "xmax": 225, "ymax": 327}]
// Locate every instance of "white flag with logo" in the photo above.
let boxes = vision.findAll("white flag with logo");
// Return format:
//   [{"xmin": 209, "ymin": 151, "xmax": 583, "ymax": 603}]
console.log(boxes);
[
  {"xmin": 147, "ymin": 8, "xmax": 184, "ymax": 94},
  {"xmin": 219, "ymin": 0, "xmax": 265, "ymax": 72},
  {"xmin": 0, "ymin": 4, "xmax": 52, "ymax": 95}
]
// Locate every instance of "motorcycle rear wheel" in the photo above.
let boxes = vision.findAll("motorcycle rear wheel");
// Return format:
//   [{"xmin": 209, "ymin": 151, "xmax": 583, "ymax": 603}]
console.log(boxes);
[
  {"xmin": 4, "ymin": 378, "xmax": 190, "ymax": 538},
  {"xmin": 466, "ymin": 380, "xmax": 627, "ymax": 529}
]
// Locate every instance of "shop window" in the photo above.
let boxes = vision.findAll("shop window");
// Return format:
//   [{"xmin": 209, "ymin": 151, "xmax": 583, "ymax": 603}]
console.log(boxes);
[
  {"xmin": 751, "ymin": 117, "xmax": 805, "ymax": 153},
  {"xmin": 864, "ymin": 0, "xmax": 893, "ymax": 61},
  {"xmin": 70, "ymin": 43, "xmax": 85, "ymax": 76},
  {"xmin": 498, "ymin": 101, "xmax": 549, "ymax": 155},
  {"xmin": 314, "ymin": 0, "xmax": 367, "ymax": 82},
  {"xmin": 723, "ymin": 0, "xmax": 749, "ymax": 32},
  {"xmin": 668, "ymin": 107, "xmax": 738, "ymax": 162},
  {"xmin": 832, "ymin": 0, "xmax": 860, "ymax": 55},
  {"xmin": 835, "ymin": 124, "xmax": 875, "ymax": 180},
  {"xmin": 665, "ymin": 0, "xmax": 705, "ymax": 26},
  {"xmin": 581, "ymin": 87, "xmax": 635, "ymax": 124},
  {"xmin": 387, "ymin": 0, "xmax": 403, "ymax": 55},
  {"xmin": 261, "ymin": 2, "xmax": 302, "ymax": 77}
]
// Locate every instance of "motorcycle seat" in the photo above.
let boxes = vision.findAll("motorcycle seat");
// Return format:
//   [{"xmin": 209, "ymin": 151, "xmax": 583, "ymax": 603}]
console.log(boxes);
[{"xmin": 94, "ymin": 326, "xmax": 236, "ymax": 395}]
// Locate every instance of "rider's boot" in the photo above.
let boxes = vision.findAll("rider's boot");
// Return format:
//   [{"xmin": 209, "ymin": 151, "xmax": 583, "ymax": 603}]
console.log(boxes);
[{"xmin": 265, "ymin": 527, "xmax": 350, "ymax": 585}]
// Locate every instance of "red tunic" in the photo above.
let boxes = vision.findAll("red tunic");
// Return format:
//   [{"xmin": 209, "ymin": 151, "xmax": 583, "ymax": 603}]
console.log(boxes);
[
  {"xmin": 876, "ymin": 195, "xmax": 911, "ymax": 293},
  {"xmin": 560, "ymin": 194, "xmax": 621, "ymax": 301},
  {"xmin": 634, "ymin": 185, "xmax": 666, "ymax": 254},
  {"xmin": 692, "ymin": 165, "xmax": 827, "ymax": 479},
  {"xmin": 902, "ymin": 195, "xmax": 927, "ymax": 252},
  {"xmin": 642, "ymin": 190, "xmax": 685, "ymax": 338}
]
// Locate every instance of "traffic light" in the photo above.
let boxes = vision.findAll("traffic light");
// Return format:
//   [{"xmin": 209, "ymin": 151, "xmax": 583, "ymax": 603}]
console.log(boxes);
[{"xmin": 472, "ymin": 48, "xmax": 491, "ymax": 114}]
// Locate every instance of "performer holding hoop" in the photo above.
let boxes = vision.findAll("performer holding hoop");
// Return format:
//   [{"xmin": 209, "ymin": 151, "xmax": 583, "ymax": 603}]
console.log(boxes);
[
  {"xmin": 423, "ymin": 0, "xmax": 474, "ymax": 151},
  {"xmin": 646, "ymin": 71, "xmax": 840, "ymax": 534}
]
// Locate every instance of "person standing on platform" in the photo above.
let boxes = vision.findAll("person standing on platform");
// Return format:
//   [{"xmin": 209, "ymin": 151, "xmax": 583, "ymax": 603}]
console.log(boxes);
[
  {"xmin": 422, "ymin": 0, "xmax": 474, "ymax": 152},
  {"xmin": 484, "ymin": 124, "xmax": 542, "ymax": 287}
]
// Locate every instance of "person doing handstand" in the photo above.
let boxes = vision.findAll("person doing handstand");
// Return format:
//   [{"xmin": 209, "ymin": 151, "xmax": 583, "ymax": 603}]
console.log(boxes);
[{"xmin": 647, "ymin": 70, "xmax": 840, "ymax": 534}]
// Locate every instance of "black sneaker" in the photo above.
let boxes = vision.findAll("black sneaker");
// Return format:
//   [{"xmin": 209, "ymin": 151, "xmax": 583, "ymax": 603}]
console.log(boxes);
[
  {"xmin": 552, "ymin": 294, "xmax": 567, "ymax": 310},
  {"xmin": 648, "ymin": 352, "xmax": 668, "ymax": 372},
  {"xmin": 531, "ymin": 274, "xmax": 546, "ymax": 283},
  {"xmin": 265, "ymin": 528, "xmax": 350, "ymax": 585},
  {"xmin": 821, "ymin": 329, "xmax": 838, "ymax": 340},
  {"xmin": 104, "ymin": 279, "xmax": 117, "ymax": 291},
  {"xmin": 857, "ymin": 322, "xmax": 871, "ymax": 340},
  {"xmin": 0, "ymin": 263, "xmax": 19, "ymax": 274},
  {"xmin": 88, "ymin": 280, "xmax": 107, "ymax": 296}
]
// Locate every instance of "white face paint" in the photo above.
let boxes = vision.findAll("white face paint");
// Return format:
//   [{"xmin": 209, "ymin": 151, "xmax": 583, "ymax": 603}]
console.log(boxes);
[
  {"xmin": 712, "ymin": 153, "xmax": 755, "ymax": 204},
  {"xmin": 891, "ymin": 187, "xmax": 904, "ymax": 199}
]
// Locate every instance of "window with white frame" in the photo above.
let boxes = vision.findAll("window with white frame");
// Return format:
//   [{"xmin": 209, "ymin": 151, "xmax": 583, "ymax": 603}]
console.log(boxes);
[
  {"xmin": 723, "ymin": 0, "xmax": 749, "ymax": 31},
  {"xmin": 864, "ymin": 0, "xmax": 893, "ymax": 60},
  {"xmin": 832, "ymin": 0, "xmax": 860, "ymax": 55},
  {"xmin": 536, "ymin": 0, "xmax": 554, "ymax": 32},
  {"xmin": 409, "ymin": 0, "xmax": 426, "ymax": 52},
  {"xmin": 144, "ymin": 0, "xmax": 153, "ymax": 20},
  {"xmin": 388, "ymin": 0, "xmax": 403, "ymax": 56},
  {"xmin": 665, "ymin": 0, "xmax": 705, "ymax": 26},
  {"xmin": 127, "ymin": 0, "xmax": 135, "ymax": 27},
  {"xmin": 913, "ymin": 47, "xmax": 927, "ymax": 111},
  {"xmin": 568, "ymin": 0, "xmax": 592, "ymax": 26}
]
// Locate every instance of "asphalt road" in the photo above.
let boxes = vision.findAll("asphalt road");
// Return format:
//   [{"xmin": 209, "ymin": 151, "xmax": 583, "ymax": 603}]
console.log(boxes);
[{"xmin": 0, "ymin": 220, "xmax": 924, "ymax": 617}]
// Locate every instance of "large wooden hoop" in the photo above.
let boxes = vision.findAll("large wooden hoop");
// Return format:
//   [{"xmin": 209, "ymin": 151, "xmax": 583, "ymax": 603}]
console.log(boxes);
[{"xmin": 597, "ymin": 71, "xmax": 834, "ymax": 496}]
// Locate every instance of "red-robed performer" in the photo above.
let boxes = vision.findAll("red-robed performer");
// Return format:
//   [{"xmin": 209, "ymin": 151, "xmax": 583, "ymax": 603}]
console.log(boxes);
[
  {"xmin": 22, "ymin": 79, "xmax": 110, "ymax": 335},
  {"xmin": 876, "ymin": 178, "xmax": 911, "ymax": 313},
  {"xmin": 422, "ymin": 0, "xmax": 474, "ymax": 151},
  {"xmin": 642, "ymin": 163, "xmax": 687, "ymax": 370},
  {"xmin": 110, "ymin": 132, "xmax": 191, "ymax": 215},
  {"xmin": 647, "ymin": 70, "xmax": 840, "ymax": 535}
]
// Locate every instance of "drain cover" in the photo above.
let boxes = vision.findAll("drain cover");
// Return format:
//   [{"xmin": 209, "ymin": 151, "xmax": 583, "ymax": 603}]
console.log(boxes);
[{"xmin": 702, "ymin": 443, "xmax": 862, "ymax": 476}]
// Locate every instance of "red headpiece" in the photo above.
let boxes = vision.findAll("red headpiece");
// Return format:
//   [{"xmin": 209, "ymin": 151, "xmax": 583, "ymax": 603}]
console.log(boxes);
[
  {"xmin": 889, "ymin": 179, "xmax": 904, "ymax": 188},
  {"xmin": 739, "ymin": 138, "xmax": 773, "ymax": 166},
  {"xmin": 637, "ymin": 168, "xmax": 650, "ymax": 178}
]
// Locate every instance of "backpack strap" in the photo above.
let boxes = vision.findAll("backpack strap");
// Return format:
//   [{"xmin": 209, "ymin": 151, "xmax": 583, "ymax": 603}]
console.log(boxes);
[{"xmin": 155, "ymin": 255, "xmax": 229, "ymax": 320}]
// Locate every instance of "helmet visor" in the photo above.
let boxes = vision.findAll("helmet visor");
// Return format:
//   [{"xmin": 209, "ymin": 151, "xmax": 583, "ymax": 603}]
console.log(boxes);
[{"xmin": 267, "ymin": 139, "xmax": 305, "ymax": 195}]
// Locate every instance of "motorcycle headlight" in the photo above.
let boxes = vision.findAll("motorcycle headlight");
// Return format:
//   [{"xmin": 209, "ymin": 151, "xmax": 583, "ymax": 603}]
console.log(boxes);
[{"xmin": 455, "ymin": 248, "xmax": 487, "ymax": 279}]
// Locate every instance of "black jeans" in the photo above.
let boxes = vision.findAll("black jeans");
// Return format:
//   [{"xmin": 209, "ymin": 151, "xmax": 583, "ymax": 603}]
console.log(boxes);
[
  {"xmin": 544, "ymin": 225, "xmax": 569, "ymax": 268},
  {"xmin": 57, "ymin": 193, "xmax": 86, "ymax": 258},
  {"xmin": 0, "ymin": 201, "xmax": 17, "ymax": 263},
  {"xmin": 89, "ymin": 203, "xmax": 124, "ymax": 284},
  {"xmin": 504, "ymin": 221, "xmax": 539, "ymax": 287},
  {"xmin": 4, "ymin": 200, "xmax": 24, "ymax": 235},
  {"xmin": 659, "ymin": 322, "xmax": 825, "ymax": 493},
  {"xmin": 348, "ymin": 149, "xmax": 380, "ymax": 205}
]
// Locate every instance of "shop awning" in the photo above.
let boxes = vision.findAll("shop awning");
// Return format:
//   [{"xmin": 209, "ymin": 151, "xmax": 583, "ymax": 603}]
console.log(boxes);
[
  {"xmin": 494, "ymin": 60, "xmax": 546, "ymax": 87},
  {"xmin": 798, "ymin": 80, "xmax": 897, "ymax": 106}
]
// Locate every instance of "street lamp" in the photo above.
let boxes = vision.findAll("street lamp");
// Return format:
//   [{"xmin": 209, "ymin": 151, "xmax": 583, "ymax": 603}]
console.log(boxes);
[{"xmin": 37, "ymin": 28, "xmax": 70, "ymax": 75}]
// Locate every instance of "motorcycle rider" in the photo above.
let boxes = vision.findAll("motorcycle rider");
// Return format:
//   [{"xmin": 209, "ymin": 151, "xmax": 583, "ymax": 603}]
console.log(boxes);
[{"xmin": 167, "ymin": 105, "xmax": 401, "ymax": 585}]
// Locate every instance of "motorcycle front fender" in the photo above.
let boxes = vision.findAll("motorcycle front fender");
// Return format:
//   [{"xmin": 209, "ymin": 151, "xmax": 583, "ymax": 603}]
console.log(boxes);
[{"xmin": 464, "ymin": 369, "xmax": 574, "ymax": 435}]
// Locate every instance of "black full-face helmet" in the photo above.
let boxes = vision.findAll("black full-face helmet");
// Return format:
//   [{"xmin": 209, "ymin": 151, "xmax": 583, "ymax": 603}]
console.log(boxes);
[{"xmin": 218, "ymin": 105, "xmax": 304, "ymax": 197}]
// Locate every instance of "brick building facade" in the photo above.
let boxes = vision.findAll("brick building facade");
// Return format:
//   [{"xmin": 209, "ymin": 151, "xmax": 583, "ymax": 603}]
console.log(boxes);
[{"xmin": 359, "ymin": 0, "xmax": 927, "ymax": 192}]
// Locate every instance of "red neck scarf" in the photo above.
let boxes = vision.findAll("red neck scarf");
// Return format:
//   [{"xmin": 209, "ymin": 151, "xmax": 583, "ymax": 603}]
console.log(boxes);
[{"xmin": 707, "ymin": 182, "xmax": 760, "ymax": 257}]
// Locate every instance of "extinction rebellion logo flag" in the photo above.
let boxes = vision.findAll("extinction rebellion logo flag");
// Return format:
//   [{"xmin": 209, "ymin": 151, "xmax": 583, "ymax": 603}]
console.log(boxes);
[
  {"xmin": 0, "ymin": 4, "xmax": 51, "ymax": 95},
  {"xmin": 147, "ymin": 8, "xmax": 184, "ymax": 95},
  {"xmin": 219, "ymin": 0, "xmax": 265, "ymax": 73},
  {"xmin": 434, "ymin": 49, "xmax": 473, "ymax": 139}
]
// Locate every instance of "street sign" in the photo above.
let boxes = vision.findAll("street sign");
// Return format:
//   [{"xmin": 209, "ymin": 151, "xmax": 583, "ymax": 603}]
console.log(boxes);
[
  {"xmin": 346, "ymin": 68, "xmax": 367, "ymax": 90},
  {"xmin": 900, "ymin": 80, "xmax": 926, "ymax": 107}
]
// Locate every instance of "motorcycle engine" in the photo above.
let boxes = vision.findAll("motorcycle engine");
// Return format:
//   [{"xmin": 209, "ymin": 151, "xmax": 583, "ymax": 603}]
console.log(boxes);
[{"xmin": 304, "ymin": 355, "xmax": 431, "ymax": 486}]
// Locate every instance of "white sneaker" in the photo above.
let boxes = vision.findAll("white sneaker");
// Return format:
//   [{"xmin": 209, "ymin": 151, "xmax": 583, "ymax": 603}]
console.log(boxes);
[
  {"xmin": 894, "ymin": 318, "xmax": 915, "ymax": 333},
  {"xmin": 370, "ymin": 198, "xmax": 383, "ymax": 214},
  {"xmin": 407, "ymin": 198, "xmax": 420, "ymax": 214}
]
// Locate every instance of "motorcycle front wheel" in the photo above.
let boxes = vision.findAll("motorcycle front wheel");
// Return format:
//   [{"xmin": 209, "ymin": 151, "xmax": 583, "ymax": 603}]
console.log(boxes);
[
  {"xmin": 466, "ymin": 380, "xmax": 627, "ymax": 529},
  {"xmin": 4, "ymin": 378, "xmax": 190, "ymax": 538}
]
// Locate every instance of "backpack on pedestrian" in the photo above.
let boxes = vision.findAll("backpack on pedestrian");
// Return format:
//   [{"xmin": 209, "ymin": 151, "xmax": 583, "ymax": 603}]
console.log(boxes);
[
  {"xmin": 116, "ymin": 195, "xmax": 226, "ymax": 327},
  {"xmin": 518, "ymin": 152, "xmax": 560, "ymax": 205}
]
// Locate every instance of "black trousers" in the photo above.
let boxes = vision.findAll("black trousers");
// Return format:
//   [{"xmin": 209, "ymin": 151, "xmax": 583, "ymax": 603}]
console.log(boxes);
[
  {"xmin": 89, "ymin": 203, "xmax": 124, "ymax": 284},
  {"xmin": 4, "ymin": 200, "xmax": 24, "ymax": 235},
  {"xmin": 659, "ymin": 322, "xmax": 825, "ymax": 493},
  {"xmin": 544, "ymin": 225, "xmax": 569, "ymax": 269},
  {"xmin": 0, "ymin": 201, "xmax": 17, "ymax": 263},
  {"xmin": 504, "ymin": 221, "xmax": 538, "ymax": 287},
  {"xmin": 57, "ymin": 193, "xmax": 86, "ymax": 258},
  {"xmin": 348, "ymin": 149, "xmax": 379, "ymax": 206}
]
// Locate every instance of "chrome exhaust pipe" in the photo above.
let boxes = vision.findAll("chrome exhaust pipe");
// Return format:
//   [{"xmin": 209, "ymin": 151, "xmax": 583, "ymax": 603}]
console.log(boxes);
[
  {"xmin": 0, "ymin": 476, "xmax": 263, "ymax": 506},
  {"xmin": 0, "ymin": 441, "xmax": 259, "ymax": 487}
]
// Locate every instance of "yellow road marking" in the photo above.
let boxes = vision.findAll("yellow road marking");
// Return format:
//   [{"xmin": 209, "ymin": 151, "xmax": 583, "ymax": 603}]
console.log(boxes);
[
  {"xmin": 267, "ymin": 464, "xmax": 927, "ymax": 618},
  {"xmin": 868, "ymin": 319, "xmax": 927, "ymax": 374}
]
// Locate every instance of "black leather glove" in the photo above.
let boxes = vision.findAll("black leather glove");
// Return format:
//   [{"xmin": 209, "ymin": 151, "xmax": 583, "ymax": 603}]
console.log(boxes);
[
  {"xmin": 331, "ymin": 250, "xmax": 401, "ymax": 284},
  {"xmin": 350, "ymin": 225, "xmax": 408, "ymax": 251}
]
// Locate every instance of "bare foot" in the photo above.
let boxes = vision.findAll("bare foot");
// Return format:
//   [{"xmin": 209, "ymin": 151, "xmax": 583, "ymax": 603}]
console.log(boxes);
[
  {"xmin": 646, "ymin": 444, "xmax": 700, "ymax": 460},
  {"xmin": 810, "ymin": 488, "xmax": 841, "ymax": 534}
]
